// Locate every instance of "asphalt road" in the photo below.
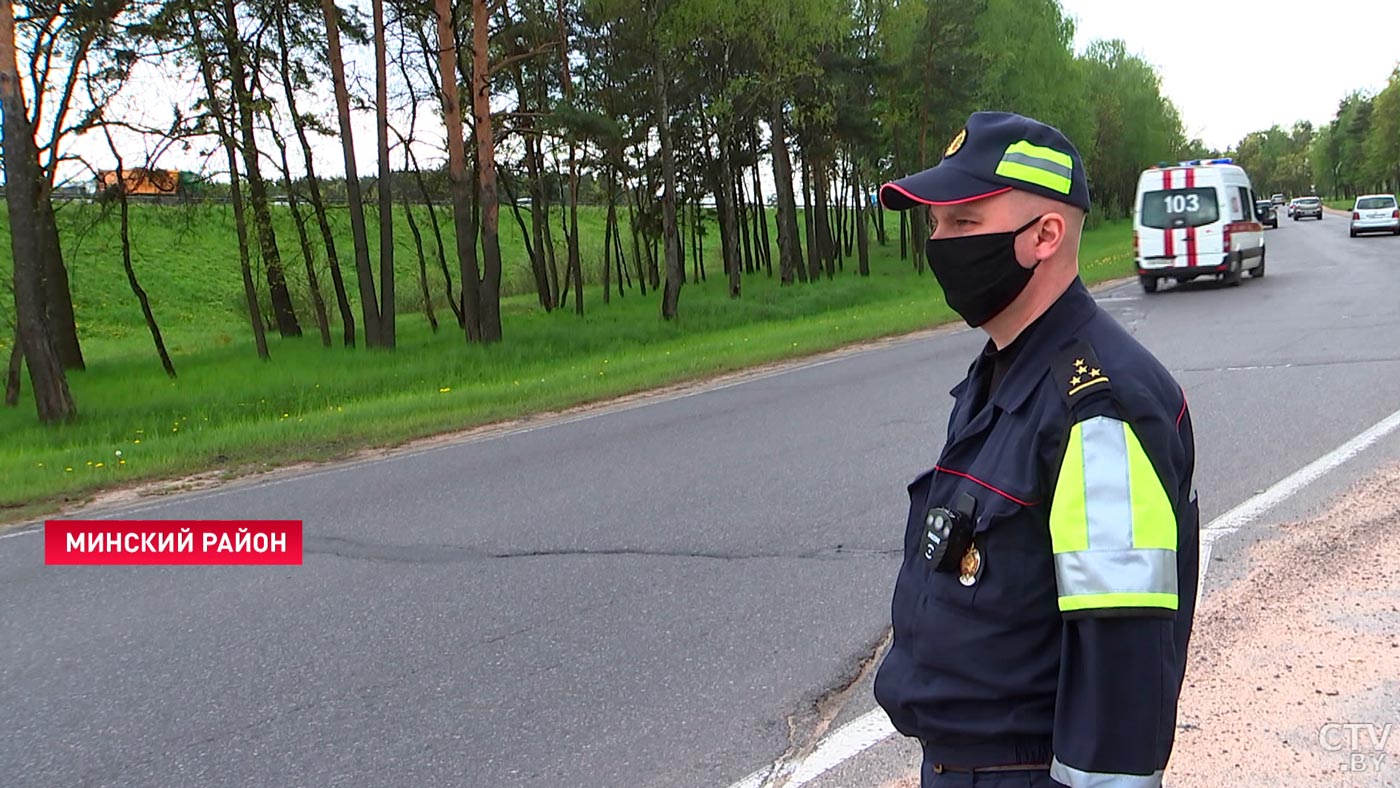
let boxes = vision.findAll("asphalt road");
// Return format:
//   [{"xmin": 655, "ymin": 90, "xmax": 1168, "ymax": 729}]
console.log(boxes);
[{"xmin": 5, "ymin": 210, "xmax": 1400, "ymax": 788}]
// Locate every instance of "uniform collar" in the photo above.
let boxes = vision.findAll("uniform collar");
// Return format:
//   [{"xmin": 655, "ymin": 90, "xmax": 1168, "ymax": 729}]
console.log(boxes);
[{"xmin": 969, "ymin": 278, "xmax": 1097, "ymax": 414}]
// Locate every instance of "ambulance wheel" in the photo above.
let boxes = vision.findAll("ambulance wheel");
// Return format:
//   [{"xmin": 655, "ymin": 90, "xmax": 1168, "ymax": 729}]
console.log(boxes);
[
  {"xmin": 1140, "ymin": 275, "xmax": 1159, "ymax": 293},
  {"xmin": 1223, "ymin": 259, "xmax": 1243, "ymax": 287}
]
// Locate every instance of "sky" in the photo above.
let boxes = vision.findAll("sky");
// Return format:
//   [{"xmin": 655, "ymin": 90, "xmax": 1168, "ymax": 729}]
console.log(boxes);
[{"xmin": 1059, "ymin": 0, "xmax": 1400, "ymax": 150}]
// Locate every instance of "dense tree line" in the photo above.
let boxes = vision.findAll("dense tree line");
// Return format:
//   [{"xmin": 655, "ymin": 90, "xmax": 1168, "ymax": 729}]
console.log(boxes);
[
  {"xmin": 3, "ymin": 0, "xmax": 1191, "ymax": 423},
  {"xmin": 1231, "ymin": 67, "xmax": 1400, "ymax": 200}
]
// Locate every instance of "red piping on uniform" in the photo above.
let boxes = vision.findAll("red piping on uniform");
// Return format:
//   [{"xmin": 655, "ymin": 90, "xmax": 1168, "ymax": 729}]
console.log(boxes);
[
  {"xmin": 1162, "ymin": 169, "xmax": 1175, "ymax": 259},
  {"xmin": 880, "ymin": 183, "xmax": 1013, "ymax": 208},
  {"xmin": 1184, "ymin": 168, "xmax": 1197, "ymax": 266},
  {"xmin": 1176, "ymin": 392, "xmax": 1188, "ymax": 428},
  {"xmin": 934, "ymin": 465, "xmax": 1040, "ymax": 506}
]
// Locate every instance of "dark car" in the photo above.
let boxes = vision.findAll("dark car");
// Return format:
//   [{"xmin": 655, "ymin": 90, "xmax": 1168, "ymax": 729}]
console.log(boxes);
[{"xmin": 1255, "ymin": 199, "xmax": 1278, "ymax": 229}]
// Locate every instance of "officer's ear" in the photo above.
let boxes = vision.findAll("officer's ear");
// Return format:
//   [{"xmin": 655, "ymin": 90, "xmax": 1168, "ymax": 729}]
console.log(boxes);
[{"xmin": 1026, "ymin": 211, "xmax": 1069, "ymax": 264}]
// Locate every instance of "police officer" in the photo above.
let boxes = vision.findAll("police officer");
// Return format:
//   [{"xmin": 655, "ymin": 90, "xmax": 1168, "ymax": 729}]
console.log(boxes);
[{"xmin": 873, "ymin": 111, "xmax": 1199, "ymax": 788}]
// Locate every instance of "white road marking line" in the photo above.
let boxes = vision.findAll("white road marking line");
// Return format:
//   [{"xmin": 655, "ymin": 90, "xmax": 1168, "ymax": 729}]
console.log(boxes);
[
  {"xmin": 727, "ymin": 709, "xmax": 897, "ymax": 788},
  {"xmin": 726, "ymin": 402, "xmax": 1400, "ymax": 788},
  {"xmin": 1196, "ymin": 403, "xmax": 1400, "ymax": 598}
]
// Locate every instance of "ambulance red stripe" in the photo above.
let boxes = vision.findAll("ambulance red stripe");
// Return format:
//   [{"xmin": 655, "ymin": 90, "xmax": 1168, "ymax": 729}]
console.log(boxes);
[
  {"xmin": 1184, "ymin": 168, "xmax": 1197, "ymax": 266},
  {"xmin": 1162, "ymin": 168, "xmax": 1175, "ymax": 259}
]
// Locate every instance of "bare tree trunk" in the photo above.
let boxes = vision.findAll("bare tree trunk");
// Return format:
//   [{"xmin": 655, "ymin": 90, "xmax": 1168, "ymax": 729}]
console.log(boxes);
[
  {"xmin": 653, "ymin": 42, "xmax": 683, "ymax": 320},
  {"xmin": 276, "ymin": 3, "xmax": 353, "ymax": 347},
  {"xmin": 899, "ymin": 209, "xmax": 908, "ymax": 262},
  {"xmin": 612, "ymin": 180, "xmax": 629, "ymax": 296},
  {"xmin": 625, "ymin": 178, "xmax": 646, "ymax": 296},
  {"xmin": 695, "ymin": 201, "xmax": 705, "ymax": 282},
  {"xmin": 814, "ymin": 155, "xmax": 835, "ymax": 279},
  {"xmin": 36, "ymin": 184, "xmax": 83, "ymax": 369},
  {"xmin": 769, "ymin": 98, "xmax": 805, "ymax": 285},
  {"xmin": 413, "ymin": 160, "xmax": 462, "ymax": 327},
  {"xmin": 855, "ymin": 164, "xmax": 871, "ymax": 277},
  {"xmin": 736, "ymin": 171, "xmax": 754, "ymax": 277},
  {"xmin": 322, "ymin": 0, "xmax": 381, "ymax": 346},
  {"xmin": 716, "ymin": 134, "xmax": 741, "ymax": 298},
  {"xmin": 222, "ymin": 0, "xmax": 300, "ymax": 339},
  {"xmin": 105, "ymin": 145, "xmax": 176, "ymax": 377},
  {"xmin": 602, "ymin": 184, "xmax": 613, "ymax": 305},
  {"xmin": 189, "ymin": 5, "xmax": 267, "ymax": 360},
  {"xmin": 556, "ymin": 1, "xmax": 583, "ymax": 317},
  {"xmin": 401, "ymin": 188, "xmax": 438, "ymax": 332},
  {"xmin": 4, "ymin": 326, "xmax": 20, "ymax": 407},
  {"xmin": 471, "ymin": 0, "xmax": 503, "ymax": 341},
  {"xmin": 502, "ymin": 160, "xmax": 550, "ymax": 312},
  {"xmin": 273, "ymin": 128, "xmax": 332, "ymax": 346},
  {"xmin": 750, "ymin": 154, "xmax": 771, "ymax": 277},
  {"xmin": 434, "ymin": 0, "xmax": 483, "ymax": 341},
  {"xmin": 842, "ymin": 158, "xmax": 856, "ymax": 258},
  {"xmin": 372, "ymin": 0, "xmax": 395, "ymax": 347},
  {"xmin": 525, "ymin": 135, "xmax": 559, "ymax": 307},
  {"xmin": 802, "ymin": 155, "xmax": 819, "ymax": 282},
  {"xmin": 911, "ymin": 210, "xmax": 927, "ymax": 273},
  {"xmin": 1, "ymin": 0, "xmax": 74, "ymax": 421},
  {"xmin": 406, "ymin": 13, "xmax": 461, "ymax": 327}
]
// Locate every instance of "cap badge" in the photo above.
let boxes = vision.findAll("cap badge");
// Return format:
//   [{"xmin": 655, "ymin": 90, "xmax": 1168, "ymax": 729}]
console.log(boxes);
[{"xmin": 944, "ymin": 128, "xmax": 967, "ymax": 159}]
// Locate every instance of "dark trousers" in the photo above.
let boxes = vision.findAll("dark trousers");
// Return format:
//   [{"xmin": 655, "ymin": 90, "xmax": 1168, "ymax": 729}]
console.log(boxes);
[{"xmin": 920, "ymin": 763, "xmax": 1067, "ymax": 788}]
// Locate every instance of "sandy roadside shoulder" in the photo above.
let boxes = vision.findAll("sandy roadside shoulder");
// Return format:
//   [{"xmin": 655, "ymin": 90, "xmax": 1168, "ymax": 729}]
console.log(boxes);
[{"xmin": 1169, "ymin": 464, "xmax": 1400, "ymax": 788}]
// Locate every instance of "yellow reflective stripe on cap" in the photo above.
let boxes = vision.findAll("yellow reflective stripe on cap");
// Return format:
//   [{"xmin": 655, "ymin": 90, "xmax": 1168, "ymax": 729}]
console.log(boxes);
[
  {"xmin": 1050, "ymin": 421, "xmax": 1089, "ymax": 554},
  {"xmin": 1004, "ymin": 140, "xmax": 1073, "ymax": 169},
  {"xmin": 996, "ymin": 140, "xmax": 1074, "ymax": 195},
  {"xmin": 1058, "ymin": 592, "xmax": 1178, "ymax": 613},
  {"xmin": 996, "ymin": 160, "xmax": 1072, "ymax": 195}
]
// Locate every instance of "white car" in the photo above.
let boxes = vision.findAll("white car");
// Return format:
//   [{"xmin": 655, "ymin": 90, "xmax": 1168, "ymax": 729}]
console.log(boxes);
[{"xmin": 1350, "ymin": 194, "xmax": 1400, "ymax": 237}]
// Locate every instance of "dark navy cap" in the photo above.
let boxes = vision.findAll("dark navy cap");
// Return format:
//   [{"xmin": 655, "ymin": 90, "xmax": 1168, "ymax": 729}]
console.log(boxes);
[{"xmin": 880, "ymin": 111, "xmax": 1091, "ymax": 213}]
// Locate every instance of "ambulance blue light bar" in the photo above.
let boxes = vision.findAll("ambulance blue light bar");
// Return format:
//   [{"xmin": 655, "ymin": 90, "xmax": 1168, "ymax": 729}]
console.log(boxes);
[
  {"xmin": 1150, "ymin": 157, "xmax": 1234, "ymax": 169},
  {"xmin": 1173, "ymin": 157, "xmax": 1234, "ymax": 166}
]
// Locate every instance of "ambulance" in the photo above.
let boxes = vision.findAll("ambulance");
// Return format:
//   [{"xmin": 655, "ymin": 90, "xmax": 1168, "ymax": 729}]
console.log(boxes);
[{"xmin": 1132, "ymin": 159, "xmax": 1266, "ymax": 293}]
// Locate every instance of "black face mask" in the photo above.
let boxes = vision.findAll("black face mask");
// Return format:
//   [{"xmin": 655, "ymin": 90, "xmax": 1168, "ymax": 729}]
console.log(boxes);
[{"xmin": 925, "ymin": 216, "xmax": 1042, "ymax": 328}]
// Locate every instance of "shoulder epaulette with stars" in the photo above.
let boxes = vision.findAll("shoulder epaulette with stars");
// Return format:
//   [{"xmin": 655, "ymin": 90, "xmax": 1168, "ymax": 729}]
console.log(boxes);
[{"xmin": 1056, "ymin": 338, "xmax": 1111, "ymax": 407}]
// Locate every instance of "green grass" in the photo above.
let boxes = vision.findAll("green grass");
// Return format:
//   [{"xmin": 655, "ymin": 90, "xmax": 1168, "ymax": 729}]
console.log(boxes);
[
  {"xmin": 1324, "ymin": 199, "xmax": 1352, "ymax": 211},
  {"xmin": 0, "ymin": 202, "xmax": 1133, "ymax": 518}
]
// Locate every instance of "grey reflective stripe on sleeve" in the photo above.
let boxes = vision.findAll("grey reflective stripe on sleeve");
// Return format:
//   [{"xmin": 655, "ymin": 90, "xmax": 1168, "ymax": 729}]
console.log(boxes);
[
  {"xmin": 1054, "ymin": 548, "xmax": 1177, "ymax": 597},
  {"xmin": 1053, "ymin": 418, "xmax": 1174, "ymax": 599},
  {"xmin": 1050, "ymin": 757, "xmax": 1163, "ymax": 787},
  {"xmin": 1000, "ymin": 151, "xmax": 1074, "ymax": 180},
  {"xmin": 1081, "ymin": 416, "xmax": 1133, "ymax": 552}
]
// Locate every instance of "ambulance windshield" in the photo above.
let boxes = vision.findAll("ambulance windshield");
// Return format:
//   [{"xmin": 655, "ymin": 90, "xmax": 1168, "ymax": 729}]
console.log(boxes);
[{"xmin": 1140, "ymin": 187, "xmax": 1218, "ymax": 229}]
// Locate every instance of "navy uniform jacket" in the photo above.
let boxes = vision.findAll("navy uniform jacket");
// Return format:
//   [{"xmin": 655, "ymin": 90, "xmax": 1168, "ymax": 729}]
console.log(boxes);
[{"xmin": 874, "ymin": 278, "xmax": 1199, "ymax": 787}]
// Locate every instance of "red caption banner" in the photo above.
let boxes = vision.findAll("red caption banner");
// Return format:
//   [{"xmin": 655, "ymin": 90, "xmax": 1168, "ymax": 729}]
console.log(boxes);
[{"xmin": 44, "ymin": 520, "xmax": 303, "ymax": 565}]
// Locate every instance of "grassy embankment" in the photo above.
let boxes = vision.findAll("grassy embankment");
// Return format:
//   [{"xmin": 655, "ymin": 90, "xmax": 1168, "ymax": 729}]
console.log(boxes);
[{"xmin": 0, "ymin": 200, "xmax": 1133, "ymax": 518}]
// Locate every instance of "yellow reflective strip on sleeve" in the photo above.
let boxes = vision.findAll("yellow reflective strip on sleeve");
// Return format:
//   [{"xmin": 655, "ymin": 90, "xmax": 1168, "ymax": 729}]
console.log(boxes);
[
  {"xmin": 1050, "ymin": 421, "xmax": 1089, "ymax": 555},
  {"xmin": 1004, "ymin": 140, "xmax": 1074, "ymax": 169},
  {"xmin": 1058, "ymin": 592, "xmax": 1179, "ymax": 613},
  {"xmin": 994, "ymin": 160, "xmax": 1072, "ymax": 194},
  {"xmin": 1124, "ymin": 424, "xmax": 1177, "ymax": 551}
]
